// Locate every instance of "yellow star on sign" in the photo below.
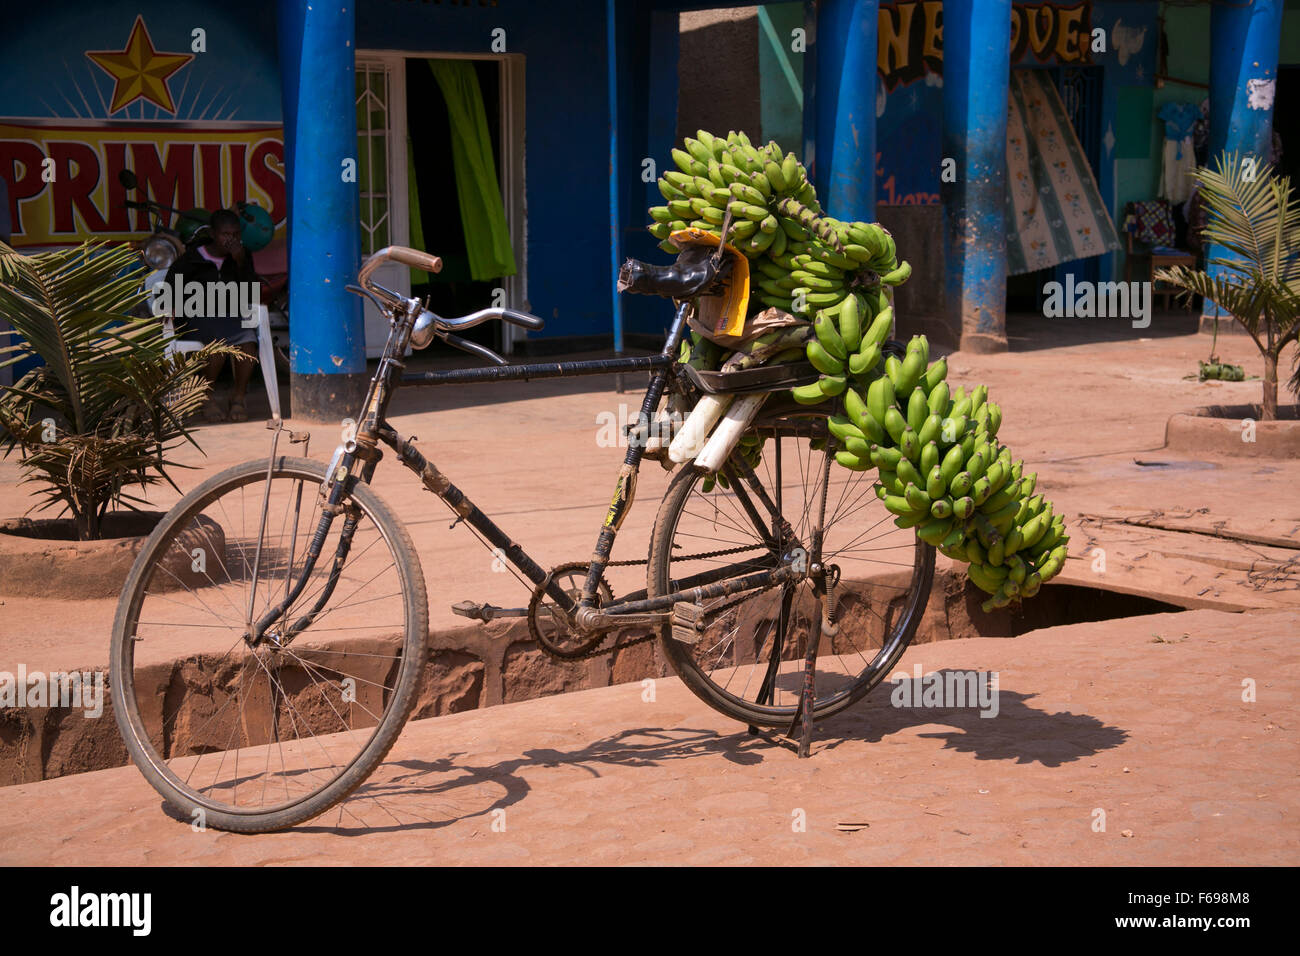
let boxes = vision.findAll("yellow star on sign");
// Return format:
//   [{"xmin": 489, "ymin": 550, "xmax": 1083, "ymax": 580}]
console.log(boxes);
[{"xmin": 86, "ymin": 16, "xmax": 193, "ymax": 115}]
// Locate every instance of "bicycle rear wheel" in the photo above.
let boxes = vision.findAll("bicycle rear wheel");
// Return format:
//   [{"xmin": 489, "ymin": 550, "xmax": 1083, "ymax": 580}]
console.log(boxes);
[
  {"xmin": 110, "ymin": 456, "xmax": 428, "ymax": 832},
  {"xmin": 648, "ymin": 417, "xmax": 934, "ymax": 728}
]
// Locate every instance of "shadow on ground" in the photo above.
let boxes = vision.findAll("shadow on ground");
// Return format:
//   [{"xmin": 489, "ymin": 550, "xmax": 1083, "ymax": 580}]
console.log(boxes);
[
  {"xmin": 150, "ymin": 678, "xmax": 1125, "ymax": 835},
  {"xmin": 1005, "ymin": 308, "xmax": 1201, "ymax": 352}
]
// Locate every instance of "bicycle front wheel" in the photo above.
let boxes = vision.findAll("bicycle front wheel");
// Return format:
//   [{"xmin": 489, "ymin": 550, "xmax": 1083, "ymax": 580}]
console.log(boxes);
[
  {"xmin": 648, "ymin": 419, "xmax": 934, "ymax": 728},
  {"xmin": 110, "ymin": 456, "xmax": 428, "ymax": 832}
]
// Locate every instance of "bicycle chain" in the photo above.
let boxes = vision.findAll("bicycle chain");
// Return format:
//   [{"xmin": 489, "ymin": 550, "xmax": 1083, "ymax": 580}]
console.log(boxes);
[{"xmin": 532, "ymin": 543, "xmax": 768, "ymax": 662}]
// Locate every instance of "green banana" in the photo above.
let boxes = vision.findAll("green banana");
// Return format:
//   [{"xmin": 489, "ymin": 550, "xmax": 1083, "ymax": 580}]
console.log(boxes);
[
  {"xmin": 939, "ymin": 444, "xmax": 964, "ymax": 488},
  {"xmin": 827, "ymin": 415, "xmax": 865, "ymax": 445},
  {"xmin": 870, "ymin": 443, "xmax": 903, "ymax": 471},
  {"xmin": 883, "ymin": 406, "xmax": 908, "ymax": 445},
  {"xmin": 919, "ymin": 440, "xmax": 940, "ymax": 477},
  {"xmin": 904, "ymin": 483, "xmax": 932, "ymax": 513},
  {"xmin": 806, "ymin": 340, "xmax": 845, "ymax": 375},
  {"xmin": 813, "ymin": 310, "xmax": 847, "ymax": 360},
  {"xmin": 917, "ymin": 413, "xmax": 942, "ymax": 448},
  {"xmin": 849, "ymin": 344, "xmax": 881, "ymax": 376},
  {"xmin": 866, "ymin": 376, "xmax": 895, "ymax": 430},
  {"xmin": 907, "ymin": 388, "xmax": 929, "ymax": 434},
  {"xmin": 921, "ymin": 357, "xmax": 948, "ymax": 394},
  {"xmin": 926, "ymin": 464, "xmax": 946, "ymax": 500},
  {"xmin": 863, "ymin": 308, "xmax": 893, "ymax": 349},
  {"xmin": 790, "ymin": 381, "xmax": 831, "ymax": 405},
  {"xmin": 843, "ymin": 388, "xmax": 882, "ymax": 442},
  {"xmin": 917, "ymin": 515, "xmax": 954, "ymax": 546},
  {"xmin": 895, "ymin": 349, "xmax": 926, "ymax": 396},
  {"xmin": 835, "ymin": 450, "xmax": 872, "ymax": 471},
  {"xmin": 838, "ymin": 293, "xmax": 862, "ymax": 352}
]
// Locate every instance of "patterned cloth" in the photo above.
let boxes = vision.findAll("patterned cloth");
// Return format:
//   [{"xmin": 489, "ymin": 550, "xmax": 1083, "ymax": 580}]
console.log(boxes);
[
  {"xmin": 1005, "ymin": 69, "xmax": 1120, "ymax": 276},
  {"xmin": 1124, "ymin": 200, "xmax": 1176, "ymax": 247}
]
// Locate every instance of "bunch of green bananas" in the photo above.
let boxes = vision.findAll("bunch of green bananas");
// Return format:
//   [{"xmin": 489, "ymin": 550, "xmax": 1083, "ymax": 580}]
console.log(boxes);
[
  {"xmin": 787, "ymin": 291, "xmax": 894, "ymax": 405},
  {"xmin": 824, "ymin": 337, "xmax": 1070, "ymax": 611},
  {"xmin": 648, "ymin": 132, "xmax": 1066, "ymax": 611},
  {"xmin": 647, "ymin": 129, "xmax": 910, "ymax": 304}
]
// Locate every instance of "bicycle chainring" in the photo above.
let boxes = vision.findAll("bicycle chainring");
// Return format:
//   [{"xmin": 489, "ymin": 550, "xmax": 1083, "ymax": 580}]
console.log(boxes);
[{"xmin": 528, "ymin": 562, "xmax": 616, "ymax": 661}]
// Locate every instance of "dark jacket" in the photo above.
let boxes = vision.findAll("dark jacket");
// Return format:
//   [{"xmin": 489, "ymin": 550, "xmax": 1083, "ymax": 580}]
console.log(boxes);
[{"xmin": 163, "ymin": 243, "xmax": 260, "ymax": 344}]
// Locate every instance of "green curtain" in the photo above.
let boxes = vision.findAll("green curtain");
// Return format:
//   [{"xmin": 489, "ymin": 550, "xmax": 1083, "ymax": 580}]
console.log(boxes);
[
  {"xmin": 406, "ymin": 135, "xmax": 432, "ymax": 284},
  {"xmin": 428, "ymin": 59, "xmax": 517, "ymax": 281}
]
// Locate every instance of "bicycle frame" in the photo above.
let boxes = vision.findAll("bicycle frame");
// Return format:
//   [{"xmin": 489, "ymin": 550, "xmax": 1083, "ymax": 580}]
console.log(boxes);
[{"xmin": 246, "ymin": 290, "xmax": 809, "ymax": 648}]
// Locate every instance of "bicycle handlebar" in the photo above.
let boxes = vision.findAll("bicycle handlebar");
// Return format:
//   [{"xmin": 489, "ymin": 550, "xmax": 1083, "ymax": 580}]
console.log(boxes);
[
  {"xmin": 436, "ymin": 306, "xmax": 544, "ymax": 332},
  {"xmin": 358, "ymin": 245, "xmax": 443, "ymax": 289},
  {"xmin": 351, "ymin": 245, "xmax": 545, "ymax": 365}
]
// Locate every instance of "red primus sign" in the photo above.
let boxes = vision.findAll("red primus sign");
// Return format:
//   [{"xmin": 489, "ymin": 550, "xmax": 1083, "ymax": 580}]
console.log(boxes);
[{"xmin": 1, "ymin": 122, "xmax": 285, "ymax": 248}]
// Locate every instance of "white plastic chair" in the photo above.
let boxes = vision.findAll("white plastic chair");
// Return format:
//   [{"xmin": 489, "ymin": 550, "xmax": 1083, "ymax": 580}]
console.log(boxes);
[
  {"xmin": 162, "ymin": 315, "xmax": 203, "ymax": 358},
  {"xmin": 250, "ymin": 304, "xmax": 281, "ymax": 420}
]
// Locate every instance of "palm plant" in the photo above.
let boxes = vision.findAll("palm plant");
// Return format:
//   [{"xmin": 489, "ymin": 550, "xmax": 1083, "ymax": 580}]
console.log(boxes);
[
  {"xmin": 0, "ymin": 240, "xmax": 240, "ymax": 540},
  {"xmin": 1156, "ymin": 152, "xmax": 1300, "ymax": 420}
]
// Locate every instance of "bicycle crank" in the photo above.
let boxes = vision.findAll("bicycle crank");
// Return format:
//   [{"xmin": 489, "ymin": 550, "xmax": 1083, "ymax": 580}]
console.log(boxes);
[{"xmin": 528, "ymin": 562, "xmax": 619, "ymax": 660}]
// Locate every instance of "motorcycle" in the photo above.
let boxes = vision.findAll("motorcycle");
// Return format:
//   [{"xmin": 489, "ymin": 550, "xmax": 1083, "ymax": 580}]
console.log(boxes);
[{"xmin": 117, "ymin": 169, "xmax": 290, "ymax": 373}]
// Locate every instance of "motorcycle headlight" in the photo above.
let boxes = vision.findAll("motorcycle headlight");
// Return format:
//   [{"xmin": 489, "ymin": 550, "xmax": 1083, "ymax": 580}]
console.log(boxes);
[{"xmin": 143, "ymin": 236, "xmax": 178, "ymax": 270}]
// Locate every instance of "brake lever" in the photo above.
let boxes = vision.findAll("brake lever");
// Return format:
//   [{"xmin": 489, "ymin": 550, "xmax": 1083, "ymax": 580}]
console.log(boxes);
[
  {"xmin": 345, "ymin": 283, "xmax": 390, "ymax": 315},
  {"xmin": 439, "ymin": 331, "xmax": 508, "ymax": 366}
]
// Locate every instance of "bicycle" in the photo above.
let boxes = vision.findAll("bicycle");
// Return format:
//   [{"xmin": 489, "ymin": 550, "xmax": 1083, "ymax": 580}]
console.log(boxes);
[{"xmin": 110, "ymin": 244, "xmax": 935, "ymax": 832}]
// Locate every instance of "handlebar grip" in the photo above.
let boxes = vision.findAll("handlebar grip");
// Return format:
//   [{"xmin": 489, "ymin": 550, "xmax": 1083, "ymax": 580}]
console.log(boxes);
[
  {"xmin": 499, "ymin": 308, "xmax": 545, "ymax": 331},
  {"xmin": 383, "ymin": 245, "xmax": 443, "ymax": 274}
]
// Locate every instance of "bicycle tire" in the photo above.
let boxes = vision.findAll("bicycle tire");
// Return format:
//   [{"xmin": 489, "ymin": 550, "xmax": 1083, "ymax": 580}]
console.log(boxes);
[
  {"xmin": 648, "ymin": 422, "xmax": 934, "ymax": 728},
  {"xmin": 110, "ymin": 456, "xmax": 428, "ymax": 833}
]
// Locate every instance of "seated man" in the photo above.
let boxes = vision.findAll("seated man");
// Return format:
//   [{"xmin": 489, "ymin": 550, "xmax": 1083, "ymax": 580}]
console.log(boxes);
[{"xmin": 164, "ymin": 209, "xmax": 260, "ymax": 421}]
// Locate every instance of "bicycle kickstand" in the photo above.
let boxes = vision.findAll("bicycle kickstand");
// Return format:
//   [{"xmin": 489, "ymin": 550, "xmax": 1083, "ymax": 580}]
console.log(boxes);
[{"xmin": 787, "ymin": 578, "xmax": 836, "ymax": 758}]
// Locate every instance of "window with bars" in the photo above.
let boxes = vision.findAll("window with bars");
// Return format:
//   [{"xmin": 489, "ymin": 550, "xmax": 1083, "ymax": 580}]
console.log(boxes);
[{"xmin": 356, "ymin": 63, "xmax": 390, "ymax": 257}]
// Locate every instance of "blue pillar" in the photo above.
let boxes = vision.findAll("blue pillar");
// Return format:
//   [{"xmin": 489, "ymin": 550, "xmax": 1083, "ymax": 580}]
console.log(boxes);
[
  {"xmin": 812, "ymin": 0, "xmax": 878, "ymax": 223},
  {"xmin": 942, "ymin": 0, "xmax": 1011, "ymax": 353},
  {"xmin": 606, "ymin": 0, "xmax": 624, "ymax": 358},
  {"xmin": 1203, "ymin": 0, "xmax": 1284, "ymax": 326},
  {"xmin": 278, "ymin": 0, "xmax": 366, "ymax": 421}
]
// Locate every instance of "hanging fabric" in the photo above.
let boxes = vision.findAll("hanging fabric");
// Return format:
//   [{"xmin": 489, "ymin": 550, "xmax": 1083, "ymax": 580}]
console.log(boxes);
[
  {"xmin": 1157, "ymin": 101, "xmax": 1199, "ymax": 203},
  {"xmin": 1004, "ymin": 69, "xmax": 1120, "ymax": 276},
  {"xmin": 428, "ymin": 59, "xmax": 517, "ymax": 281},
  {"xmin": 406, "ymin": 135, "xmax": 432, "ymax": 284}
]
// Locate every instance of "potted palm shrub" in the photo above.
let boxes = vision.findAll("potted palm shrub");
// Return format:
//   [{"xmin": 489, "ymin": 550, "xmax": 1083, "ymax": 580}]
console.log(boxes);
[
  {"xmin": 1156, "ymin": 152, "xmax": 1300, "ymax": 420},
  {"xmin": 0, "ymin": 240, "xmax": 238, "ymax": 551}
]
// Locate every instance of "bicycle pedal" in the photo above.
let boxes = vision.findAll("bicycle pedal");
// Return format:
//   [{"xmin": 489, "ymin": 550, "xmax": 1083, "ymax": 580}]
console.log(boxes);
[
  {"xmin": 451, "ymin": 601, "xmax": 527, "ymax": 623},
  {"xmin": 671, "ymin": 601, "xmax": 705, "ymax": 645}
]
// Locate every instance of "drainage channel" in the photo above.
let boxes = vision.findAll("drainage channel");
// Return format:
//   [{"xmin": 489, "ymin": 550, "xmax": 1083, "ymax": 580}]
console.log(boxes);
[
  {"xmin": 0, "ymin": 573, "xmax": 1197, "ymax": 788},
  {"xmin": 898, "ymin": 569, "xmax": 1193, "ymax": 644}
]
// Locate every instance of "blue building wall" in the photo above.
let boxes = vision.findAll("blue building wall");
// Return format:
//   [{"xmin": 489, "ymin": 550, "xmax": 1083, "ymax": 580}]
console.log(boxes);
[
  {"xmin": 356, "ymin": 0, "xmax": 671, "ymax": 341},
  {"xmin": 874, "ymin": 0, "xmax": 1160, "ymax": 284}
]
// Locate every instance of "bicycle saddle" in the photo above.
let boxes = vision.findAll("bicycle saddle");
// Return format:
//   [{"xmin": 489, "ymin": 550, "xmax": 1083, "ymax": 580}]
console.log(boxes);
[{"xmin": 618, "ymin": 245, "xmax": 730, "ymax": 299}]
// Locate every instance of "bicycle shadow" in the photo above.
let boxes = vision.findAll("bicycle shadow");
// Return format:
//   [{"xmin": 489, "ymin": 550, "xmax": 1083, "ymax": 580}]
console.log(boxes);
[{"xmin": 281, "ymin": 673, "xmax": 1126, "ymax": 834}]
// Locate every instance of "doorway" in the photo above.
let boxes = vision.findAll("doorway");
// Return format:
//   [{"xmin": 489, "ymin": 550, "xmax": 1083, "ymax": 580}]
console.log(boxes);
[
  {"xmin": 1273, "ymin": 65, "xmax": 1300, "ymax": 187},
  {"xmin": 354, "ymin": 51, "xmax": 526, "ymax": 357}
]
